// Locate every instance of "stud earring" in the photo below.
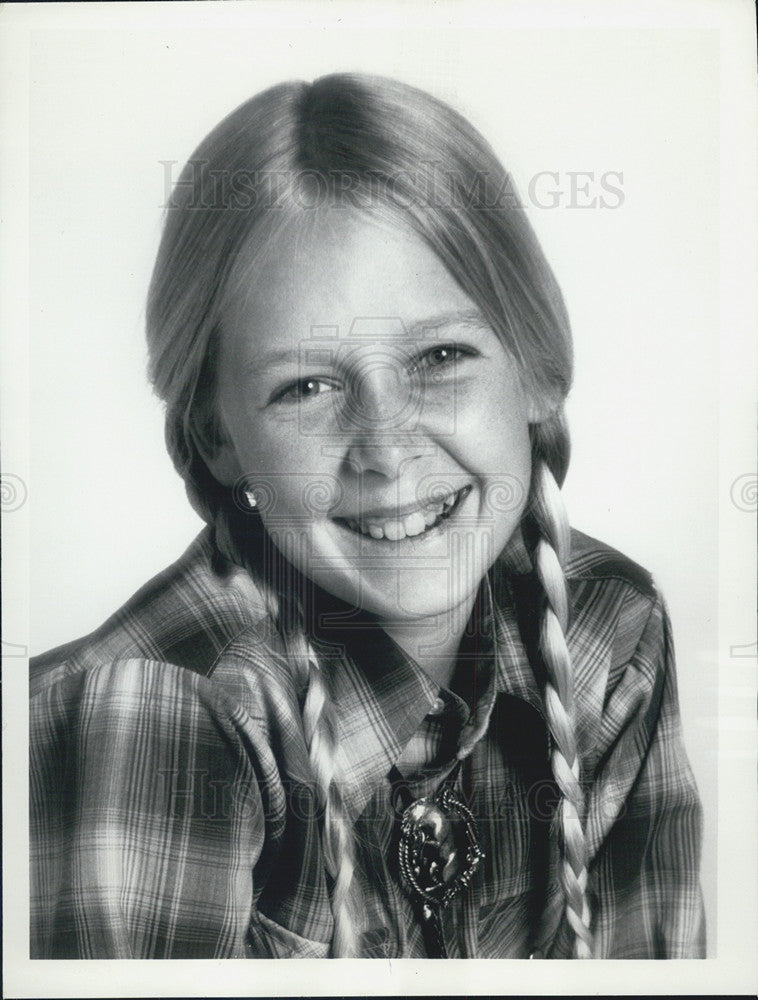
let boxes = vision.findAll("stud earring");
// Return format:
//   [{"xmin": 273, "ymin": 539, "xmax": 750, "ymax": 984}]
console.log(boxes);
[{"xmin": 244, "ymin": 490, "xmax": 258, "ymax": 509}]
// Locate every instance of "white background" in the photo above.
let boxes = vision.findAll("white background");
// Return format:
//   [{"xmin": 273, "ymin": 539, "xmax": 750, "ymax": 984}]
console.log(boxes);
[{"xmin": 3, "ymin": 1, "xmax": 756, "ymax": 996}]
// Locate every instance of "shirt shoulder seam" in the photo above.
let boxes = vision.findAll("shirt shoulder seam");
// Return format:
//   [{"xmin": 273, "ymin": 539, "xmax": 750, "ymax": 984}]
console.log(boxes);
[{"xmin": 29, "ymin": 615, "xmax": 276, "ymax": 699}]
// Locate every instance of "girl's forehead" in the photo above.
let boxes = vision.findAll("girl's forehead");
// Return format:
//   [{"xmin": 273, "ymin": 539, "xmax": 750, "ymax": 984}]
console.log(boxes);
[
  {"xmin": 229, "ymin": 207, "xmax": 425, "ymax": 290},
  {"xmin": 221, "ymin": 208, "xmax": 481, "ymax": 353}
]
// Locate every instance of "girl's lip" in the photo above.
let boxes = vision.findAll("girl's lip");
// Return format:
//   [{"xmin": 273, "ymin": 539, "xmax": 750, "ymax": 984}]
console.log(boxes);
[
  {"xmin": 332, "ymin": 484, "xmax": 472, "ymax": 541},
  {"xmin": 333, "ymin": 485, "xmax": 469, "ymax": 523}
]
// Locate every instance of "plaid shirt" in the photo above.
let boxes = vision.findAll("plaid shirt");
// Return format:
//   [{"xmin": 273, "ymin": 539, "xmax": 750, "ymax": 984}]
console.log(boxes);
[{"xmin": 30, "ymin": 525, "xmax": 705, "ymax": 959}]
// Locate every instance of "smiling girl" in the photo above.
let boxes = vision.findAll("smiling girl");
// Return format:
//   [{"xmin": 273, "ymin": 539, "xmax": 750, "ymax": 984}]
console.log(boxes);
[{"xmin": 30, "ymin": 74, "xmax": 704, "ymax": 959}]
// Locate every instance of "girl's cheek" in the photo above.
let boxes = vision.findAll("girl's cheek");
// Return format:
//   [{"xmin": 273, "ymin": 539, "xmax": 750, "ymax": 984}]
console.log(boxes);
[
  {"xmin": 445, "ymin": 389, "xmax": 521, "ymax": 443},
  {"xmin": 413, "ymin": 405, "xmax": 459, "ymax": 442},
  {"xmin": 250, "ymin": 427, "xmax": 335, "ymax": 480}
]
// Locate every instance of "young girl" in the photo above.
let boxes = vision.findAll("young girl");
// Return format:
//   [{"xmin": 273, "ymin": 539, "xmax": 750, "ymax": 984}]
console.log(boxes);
[{"xmin": 30, "ymin": 73, "xmax": 704, "ymax": 959}]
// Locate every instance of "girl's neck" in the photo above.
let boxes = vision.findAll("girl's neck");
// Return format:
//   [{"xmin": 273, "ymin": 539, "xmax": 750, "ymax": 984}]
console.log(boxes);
[{"xmin": 381, "ymin": 595, "xmax": 478, "ymax": 690}]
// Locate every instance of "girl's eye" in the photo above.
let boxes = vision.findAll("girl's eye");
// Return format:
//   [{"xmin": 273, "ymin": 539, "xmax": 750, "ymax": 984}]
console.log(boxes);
[
  {"xmin": 273, "ymin": 378, "xmax": 336, "ymax": 404},
  {"xmin": 412, "ymin": 343, "xmax": 470, "ymax": 372}
]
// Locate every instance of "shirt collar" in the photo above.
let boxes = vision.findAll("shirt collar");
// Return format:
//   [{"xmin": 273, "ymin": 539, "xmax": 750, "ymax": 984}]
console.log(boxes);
[
  {"xmin": 310, "ymin": 594, "xmax": 440, "ymax": 816},
  {"xmin": 489, "ymin": 524, "xmax": 545, "ymax": 712},
  {"xmin": 491, "ymin": 575, "xmax": 545, "ymax": 715},
  {"xmin": 309, "ymin": 547, "xmax": 543, "ymax": 817}
]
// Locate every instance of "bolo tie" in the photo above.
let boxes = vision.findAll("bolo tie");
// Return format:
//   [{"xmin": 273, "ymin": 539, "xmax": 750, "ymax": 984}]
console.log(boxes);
[{"xmin": 390, "ymin": 760, "xmax": 484, "ymax": 958}]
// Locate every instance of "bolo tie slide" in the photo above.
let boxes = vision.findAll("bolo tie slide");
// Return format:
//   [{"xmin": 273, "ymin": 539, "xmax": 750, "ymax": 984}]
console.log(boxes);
[{"xmin": 391, "ymin": 763, "xmax": 484, "ymax": 958}]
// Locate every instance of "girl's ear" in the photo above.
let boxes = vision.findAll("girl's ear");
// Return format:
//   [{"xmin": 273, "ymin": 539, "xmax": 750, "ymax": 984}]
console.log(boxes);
[{"xmin": 190, "ymin": 414, "xmax": 243, "ymax": 488}]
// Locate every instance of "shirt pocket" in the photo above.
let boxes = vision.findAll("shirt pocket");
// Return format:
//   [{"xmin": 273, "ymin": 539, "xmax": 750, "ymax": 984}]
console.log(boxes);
[{"xmin": 247, "ymin": 910, "xmax": 330, "ymax": 958}]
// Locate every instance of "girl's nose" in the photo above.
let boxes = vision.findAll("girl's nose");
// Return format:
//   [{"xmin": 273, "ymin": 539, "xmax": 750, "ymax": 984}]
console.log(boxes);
[
  {"xmin": 340, "ymin": 357, "xmax": 427, "ymax": 478},
  {"xmin": 344, "ymin": 434, "xmax": 428, "ymax": 479}
]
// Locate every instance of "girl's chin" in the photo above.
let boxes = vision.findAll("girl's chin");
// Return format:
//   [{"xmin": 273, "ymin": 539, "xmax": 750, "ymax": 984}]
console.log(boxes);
[{"xmin": 314, "ymin": 566, "xmax": 479, "ymax": 624}]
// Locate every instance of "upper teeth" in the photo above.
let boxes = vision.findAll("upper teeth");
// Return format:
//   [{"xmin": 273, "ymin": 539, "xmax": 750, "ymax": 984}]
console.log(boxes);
[{"xmin": 345, "ymin": 490, "xmax": 460, "ymax": 541}]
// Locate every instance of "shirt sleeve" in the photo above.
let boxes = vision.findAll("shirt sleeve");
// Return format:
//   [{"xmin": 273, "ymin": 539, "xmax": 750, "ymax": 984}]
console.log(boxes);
[
  {"xmin": 30, "ymin": 657, "xmax": 270, "ymax": 958},
  {"xmin": 586, "ymin": 588, "xmax": 706, "ymax": 959}
]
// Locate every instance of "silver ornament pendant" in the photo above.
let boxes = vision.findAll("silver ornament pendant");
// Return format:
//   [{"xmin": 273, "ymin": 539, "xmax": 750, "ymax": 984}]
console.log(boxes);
[{"xmin": 398, "ymin": 784, "xmax": 484, "ymax": 910}]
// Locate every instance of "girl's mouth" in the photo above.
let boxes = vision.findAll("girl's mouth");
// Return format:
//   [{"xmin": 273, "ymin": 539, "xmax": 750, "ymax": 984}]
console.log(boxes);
[{"xmin": 333, "ymin": 485, "xmax": 472, "ymax": 542}]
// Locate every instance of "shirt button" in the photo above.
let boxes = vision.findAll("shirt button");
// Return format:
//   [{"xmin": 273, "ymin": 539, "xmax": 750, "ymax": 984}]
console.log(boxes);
[{"xmin": 427, "ymin": 696, "xmax": 445, "ymax": 717}]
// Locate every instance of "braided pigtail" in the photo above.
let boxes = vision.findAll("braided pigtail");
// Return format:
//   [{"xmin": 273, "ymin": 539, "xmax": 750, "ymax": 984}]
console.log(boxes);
[
  {"xmin": 289, "ymin": 629, "xmax": 361, "ymax": 957},
  {"xmin": 529, "ymin": 456, "xmax": 593, "ymax": 959},
  {"xmin": 216, "ymin": 504, "xmax": 361, "ymax": 956}
]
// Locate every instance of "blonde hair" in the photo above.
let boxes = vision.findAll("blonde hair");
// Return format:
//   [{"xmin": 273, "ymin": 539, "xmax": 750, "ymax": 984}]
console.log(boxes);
[{"xmin": 147, "ymin": 73, "xmax": 592, "ymax": 957}]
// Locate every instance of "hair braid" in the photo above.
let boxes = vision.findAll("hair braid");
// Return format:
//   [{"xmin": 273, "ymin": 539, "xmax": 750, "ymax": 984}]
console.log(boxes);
[
  {"xmin": 530, "ymin": 460, "xmax": 593, "ymax": 959},
  {"xmin": 216, "ymin": 506, "xmax": 361, "ymax": 956},
  {"xmin": 294, "ymin": 633, "xmax": 361, "ymax": 957}
]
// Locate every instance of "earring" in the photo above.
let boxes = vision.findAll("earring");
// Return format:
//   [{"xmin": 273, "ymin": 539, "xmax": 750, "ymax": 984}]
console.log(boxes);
[{"xmin": 244, "ymin": 490, "xmax": 258, "ymax": 509}]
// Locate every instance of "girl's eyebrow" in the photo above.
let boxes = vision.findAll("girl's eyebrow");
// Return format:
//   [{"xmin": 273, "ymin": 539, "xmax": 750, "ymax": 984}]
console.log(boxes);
[
  {"xmin": 253, "ymin": 348, "xmax": 303, "ymax": 370},
  {"xmin": 249, "ymin": 310, "xmax": 490, "ymax": 372},
  {"xmin": 405, "ymin": 309, "xmax": 490, "ymax": 338}
]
